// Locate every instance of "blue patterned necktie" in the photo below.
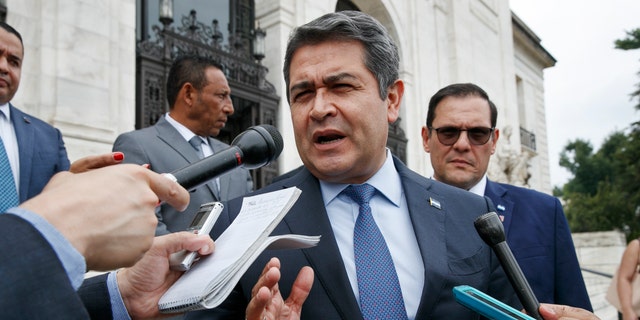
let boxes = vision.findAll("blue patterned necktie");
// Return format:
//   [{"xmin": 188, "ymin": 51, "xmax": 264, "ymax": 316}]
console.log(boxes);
[
  {"xmin": 0, "ymin": 136, "xmax": 19, "ymax": 213},
  {"xmin": 343, "ymin": 184, "xmax": 408, "ymax": 320}
]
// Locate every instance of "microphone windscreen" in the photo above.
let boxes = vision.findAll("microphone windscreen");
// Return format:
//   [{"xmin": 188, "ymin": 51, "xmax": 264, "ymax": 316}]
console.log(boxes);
[
  {"xmin": 261, "ymin": 124, "xmax": 284, "ymax": 159},
  {"xmin": 233, "ymin": 124, "xmax": 283, "ymax": 168},
  {"xmin": 474, "ymin": 212, "xmax": 506, "ymax": 246},
  {"xmin": 252, "ymin": 124, "xmax": 284, "ymax": 161}
]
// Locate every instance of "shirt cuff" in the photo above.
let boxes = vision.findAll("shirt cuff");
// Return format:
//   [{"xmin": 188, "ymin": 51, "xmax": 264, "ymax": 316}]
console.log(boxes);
[{"xmin": 107, "ymin": 270, "xmax": 132, "ymax": 320}]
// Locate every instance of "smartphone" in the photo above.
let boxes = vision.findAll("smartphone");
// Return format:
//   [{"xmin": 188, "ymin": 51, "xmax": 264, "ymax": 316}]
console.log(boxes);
[
  {"xmin": 453, "ymin": 285, "xmax": 535, "ymax": 320},
  {"xmin": 169, "ymin": 202, "xmax": 224, "ymax": 271}
]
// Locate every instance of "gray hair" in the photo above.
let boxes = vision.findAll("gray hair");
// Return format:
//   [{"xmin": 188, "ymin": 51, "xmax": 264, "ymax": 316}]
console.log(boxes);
[{"xmin": 283, "ymin": 10, "xmax": 399, "ymax": 102}]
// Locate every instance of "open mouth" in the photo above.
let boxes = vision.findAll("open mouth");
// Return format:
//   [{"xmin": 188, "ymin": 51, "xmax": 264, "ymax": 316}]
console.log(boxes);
[{"xmin": 316, "ymin": 134, "xmax": 345, "ymax": 144}]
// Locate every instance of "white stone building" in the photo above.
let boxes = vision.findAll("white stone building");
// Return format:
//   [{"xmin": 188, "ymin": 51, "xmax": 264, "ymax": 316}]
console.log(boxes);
[
  {"xmin": 6, "ymin": 0, "xmax": 555, "ymax": 193},
  {"xmin": 6, "ymin": 0, "xmax": 625, "ymax": 318}
]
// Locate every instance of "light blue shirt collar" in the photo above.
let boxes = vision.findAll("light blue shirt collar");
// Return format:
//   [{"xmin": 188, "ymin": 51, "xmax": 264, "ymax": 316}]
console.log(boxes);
[{"xmin": 320, "ymin": 148, "xmax": 401, "ymax": 208}]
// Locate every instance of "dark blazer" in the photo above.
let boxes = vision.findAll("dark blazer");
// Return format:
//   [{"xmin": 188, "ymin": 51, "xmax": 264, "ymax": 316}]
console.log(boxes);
[
  {"xmin": 112, "ymin": 116, "xmax": 253, "ymax": 235},
  {"xmin": 484, "ymin": 179, "xmax": 592, "ymax": 311},
  {"xmin": 9, "ymin": 104, "xmax": 70, "ymax": 202},
  {"xmin": 187, "ymin": 157, "xmax": 519, "ymax": 319},
  {"xmin": 0, "ymin": 214, "xmax": 96, "ymax": 319}
]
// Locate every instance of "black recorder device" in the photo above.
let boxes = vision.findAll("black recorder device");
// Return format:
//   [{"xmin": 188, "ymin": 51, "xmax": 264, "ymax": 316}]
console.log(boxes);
[{"xmin": 169, "ymin": 202, "xmax": 223, "ymax": 271}]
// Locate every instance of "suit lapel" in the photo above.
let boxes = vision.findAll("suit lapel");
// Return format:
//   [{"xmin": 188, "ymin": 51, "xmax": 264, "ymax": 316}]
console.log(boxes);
[
  {"xmin": 485, "ymin": 180, "xmax": 514, "ymax": 235},
  {"xmin": 154, "ymin": 117, "xmax": 201, "ymax": 164},
  {"xmin": 10, "ymin": 105, "xmax": 34, "ymax": 202},
  {"xmin": 395, "ymin": 160, "xmax": 448, "ymax": 320},
  {"xmin": 280, "ymin": 169, "xmax": 364, "ymax": 320},
  {"xmin": 154, "ymin": 117, "xmax": 219, "ymax": 199}
]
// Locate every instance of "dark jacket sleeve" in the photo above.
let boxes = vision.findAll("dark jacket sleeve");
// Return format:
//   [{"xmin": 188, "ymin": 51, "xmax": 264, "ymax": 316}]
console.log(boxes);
[
  {"xmin": 78, "ymin": 273, "xmax": 113, "ymax": 320},
  {"xmin": 0, "ymin": 214, "xmax": 90, "ymax": 319}
]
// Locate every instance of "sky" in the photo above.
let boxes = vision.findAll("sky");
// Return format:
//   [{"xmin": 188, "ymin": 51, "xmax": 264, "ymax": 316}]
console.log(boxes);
[{"xmin": 509, "ymin": 0, "xmax": 640, "ymax": 188}]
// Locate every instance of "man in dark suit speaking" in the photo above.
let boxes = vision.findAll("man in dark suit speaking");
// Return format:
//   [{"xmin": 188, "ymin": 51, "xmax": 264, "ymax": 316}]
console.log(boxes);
[{"xmin": 187, "ymin": 11, "xmax": 519, "ymax": 320}]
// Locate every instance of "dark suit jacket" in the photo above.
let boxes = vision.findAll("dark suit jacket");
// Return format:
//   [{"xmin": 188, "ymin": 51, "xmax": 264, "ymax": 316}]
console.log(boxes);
[
  {"xmin": 187, "ymin": 157, "xmax": 519, "ymax": 319},
  {"xmin": 0, "ymin": 214, "xmax": 108, "ymax": 319},
  {"xmin": 485, "ymin": 179, "xmax": 593, "ymax": 311},
  {"xmin": 112, "ymin": 116, "xmax": 253, "ymax": 235},
  {"xmin": 9, "ymin": 104, "xmax": 70, "ymax": 202}
]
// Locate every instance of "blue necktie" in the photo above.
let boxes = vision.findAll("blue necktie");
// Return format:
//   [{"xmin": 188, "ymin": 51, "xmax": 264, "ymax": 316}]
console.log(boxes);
[
  {"xmin": 0, "ymin": 137, "xmax": 18, "ymax": 213},
  {"xmin": 343, "ymin": 184, "xmax": 408, "ymax": 320}
]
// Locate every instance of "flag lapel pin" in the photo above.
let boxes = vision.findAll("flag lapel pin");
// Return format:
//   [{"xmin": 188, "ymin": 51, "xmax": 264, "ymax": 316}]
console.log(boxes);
[{"xmin": 429, "ymin": 197, "xmax": 442, "ymax": 210}]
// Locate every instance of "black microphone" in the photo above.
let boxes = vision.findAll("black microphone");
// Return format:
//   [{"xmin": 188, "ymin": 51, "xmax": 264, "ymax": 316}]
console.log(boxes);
[
  {"xmin": 474, "ymin": 212, "xmax": 543, "ymax": 320},
  {"xmin": 164, "ymin": 124, "xmax": 283, "ymax": 191}
]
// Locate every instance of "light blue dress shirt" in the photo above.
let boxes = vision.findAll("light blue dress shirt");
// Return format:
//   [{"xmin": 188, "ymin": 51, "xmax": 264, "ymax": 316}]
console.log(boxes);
[{"xmin": 321, "ymin": 149, "xmax": 424, "ymax": 320}]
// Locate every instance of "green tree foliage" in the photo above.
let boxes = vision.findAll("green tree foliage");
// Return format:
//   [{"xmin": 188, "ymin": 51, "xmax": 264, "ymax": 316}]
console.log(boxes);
[
  {"xmin": 615, "ymin": 28, "xmax": 640, "ymax": 50},
  {"xmin": 560, "ymin": 122, "xmax": 640, "ymax": 241},
  {"xmin": 560, "ymin": 29, "xmax": 640, "ymax": 241},
  {"xmin": 614, "ymin": 28, "xmax": 640, "ymax": 110}
]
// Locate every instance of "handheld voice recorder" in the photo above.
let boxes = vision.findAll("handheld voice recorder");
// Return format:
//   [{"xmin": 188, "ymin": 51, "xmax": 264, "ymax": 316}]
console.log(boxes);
[{"xmin": 169, "ymin": 201, "xmax": 223, "ymax": 271}]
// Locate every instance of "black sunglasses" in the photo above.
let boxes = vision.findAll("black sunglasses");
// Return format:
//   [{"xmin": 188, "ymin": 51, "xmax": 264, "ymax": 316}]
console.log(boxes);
[{"xmin": 429, "ymin": 126, "xmax": 495, "ymax": 146}]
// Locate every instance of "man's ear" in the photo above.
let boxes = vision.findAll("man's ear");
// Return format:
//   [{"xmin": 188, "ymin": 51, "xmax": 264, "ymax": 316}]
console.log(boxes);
[
  {"xmin": 386, "ymin": 79, "xmax": 404, "ymax": 123},
  {"xmin": 421, "ymin": 126, "xmax": 431, "ymax": 153},
  {"xmin": 180, "ymin": 83, "xmax": 196, "ymax": 106},
  {"xmin": 490, "ymin": 128, "xmax": 500, "ymax": 154}
]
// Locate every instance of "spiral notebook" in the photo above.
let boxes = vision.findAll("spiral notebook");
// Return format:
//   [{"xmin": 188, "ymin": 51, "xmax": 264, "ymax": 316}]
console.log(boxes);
[{"xmin": 158, "ymin": 186, "xmax": 320, "ymax": 313}]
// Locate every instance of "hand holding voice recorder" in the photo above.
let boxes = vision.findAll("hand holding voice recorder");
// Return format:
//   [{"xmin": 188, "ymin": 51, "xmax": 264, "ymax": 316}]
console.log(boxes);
[{"xmin": 169, "ymin": 202, "xmax": 223, "ymax": 271}]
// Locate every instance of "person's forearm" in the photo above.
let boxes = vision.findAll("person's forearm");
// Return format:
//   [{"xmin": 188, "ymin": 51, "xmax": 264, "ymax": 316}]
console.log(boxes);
[{"xmin": 617, "ymin": 279, "xmax": 635, "ymax": 314}]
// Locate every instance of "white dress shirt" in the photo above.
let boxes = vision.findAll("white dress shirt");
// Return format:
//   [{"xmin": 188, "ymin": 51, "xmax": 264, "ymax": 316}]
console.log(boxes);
[{"xmin": 164, "ymin": 113, "xmax": 219, "ymax": 190}]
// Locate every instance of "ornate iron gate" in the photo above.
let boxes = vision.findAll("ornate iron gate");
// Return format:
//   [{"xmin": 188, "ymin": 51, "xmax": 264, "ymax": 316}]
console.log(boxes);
[{"xmin": 136, "ymin": 6, "xmax": 280, "ymax": 188}]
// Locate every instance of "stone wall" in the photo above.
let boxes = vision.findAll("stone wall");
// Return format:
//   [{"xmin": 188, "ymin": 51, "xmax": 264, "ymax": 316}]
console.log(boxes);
[{"xmin": 573, "ymin": 230, "xmax": 627, "ymax": 320}]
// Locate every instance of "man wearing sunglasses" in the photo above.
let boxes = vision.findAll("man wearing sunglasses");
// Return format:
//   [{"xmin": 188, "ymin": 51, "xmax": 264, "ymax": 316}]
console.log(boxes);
[{"xmin": 421, "ymin": 83, "xmax": 593, "ymax": 311}]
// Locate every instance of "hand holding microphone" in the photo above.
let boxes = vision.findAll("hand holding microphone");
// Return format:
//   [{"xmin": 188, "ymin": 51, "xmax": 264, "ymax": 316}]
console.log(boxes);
[{"xmin": 474, "ymin": 212, "xmax": 543, "ymax": 320}]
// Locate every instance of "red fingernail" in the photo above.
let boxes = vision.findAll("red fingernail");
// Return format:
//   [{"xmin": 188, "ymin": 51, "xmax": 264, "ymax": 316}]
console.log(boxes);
[
  {"xmin": 142, "ymin": 163, "xmax": 150, "ymax": 169},
  {"xmin": 113, "ymin": 152, "xmax": 124, "ymax": 161}
]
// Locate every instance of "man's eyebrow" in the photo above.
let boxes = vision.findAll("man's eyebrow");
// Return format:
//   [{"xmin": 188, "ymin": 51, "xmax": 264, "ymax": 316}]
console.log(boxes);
[
  {"xmin": 289, "ymin": 80, "xmax": 313, "ymax": 94},
  {"xmin": 324, "ymin": 72, "xmax": 357, "ymax": 84},
  {"xmin": 290, "ymin": 72, "xmax": 358, "ymax": 93},
  {"xmin": 0, "ymin": 49, "xmax": 21, "ymax": 64}
]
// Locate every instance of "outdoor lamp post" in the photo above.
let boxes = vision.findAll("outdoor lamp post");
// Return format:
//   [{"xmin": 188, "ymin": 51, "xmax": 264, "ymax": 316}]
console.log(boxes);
[
  {"xmin": 159, "ymin": 0, "xmax": 173, "ymax": 27},
  {"xmin": 252, "ymin": 22, "xmax": 266, "ymax": 63}
]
